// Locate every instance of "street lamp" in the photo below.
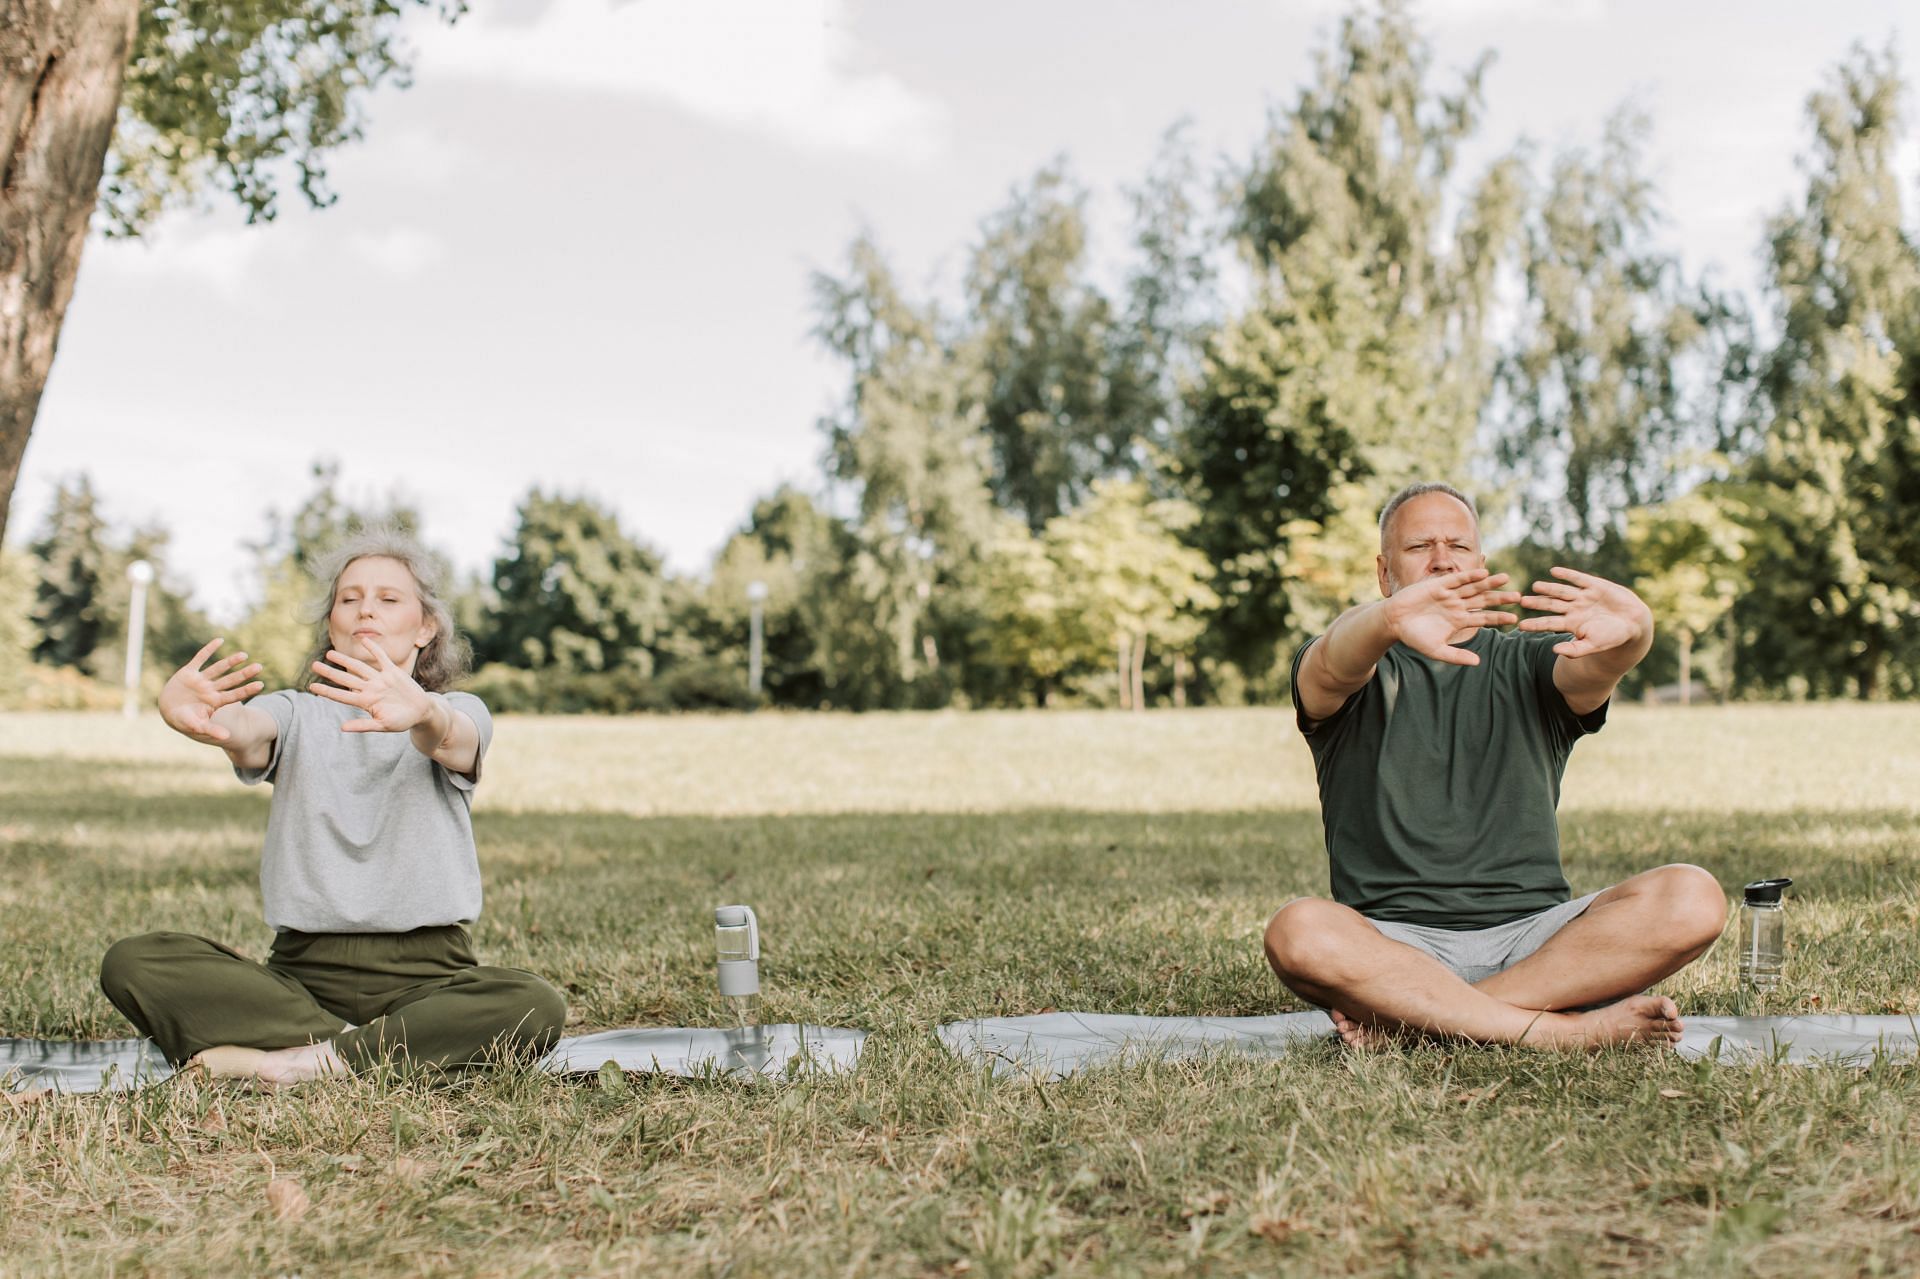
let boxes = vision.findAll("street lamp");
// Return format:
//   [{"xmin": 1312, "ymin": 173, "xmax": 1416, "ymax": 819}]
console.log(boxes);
[
  {"xmin": 746, "ymin": 580, "xmax": 768, "ymax": 697},
  {"xmin": 123, "ymin": 560, "xmax": 153, "ymax": 719}
]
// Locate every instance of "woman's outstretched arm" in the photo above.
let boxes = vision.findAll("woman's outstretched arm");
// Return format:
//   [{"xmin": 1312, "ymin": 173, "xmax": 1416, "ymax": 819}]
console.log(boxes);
[
  {"xmin": 157, "ymin": 639, "xmax": 277, "ymax": 770},
  {"xmin": 309, "ymin": 644, "xmax": 480, "ymax": 777}
]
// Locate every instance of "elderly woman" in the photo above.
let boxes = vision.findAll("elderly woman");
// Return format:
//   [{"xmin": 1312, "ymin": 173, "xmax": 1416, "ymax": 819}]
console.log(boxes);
[{"xmin": 99, "ymin": 527, "xmax": 565, "ymax": 1085}]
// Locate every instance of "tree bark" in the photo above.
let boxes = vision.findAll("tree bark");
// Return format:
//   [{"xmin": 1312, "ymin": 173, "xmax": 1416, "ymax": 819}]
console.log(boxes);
[
  {"xmin": 1115, "ymin": 632, "xmax": 1132, "ymax": 711},
  {"xmin": 1, "ymin": 0, "xmax": 139, "ymax": 546},
  {"xmin": 1171, "ymin": 651, "xmax": 1187, "ymax": 709},
  {"xmin": 1129, "ymin": 628, "xmax": 1146, "ymax": 711},
  {"xmin": 1677, "ymin": 628, "xmax": 1692, "ymax": 706}
]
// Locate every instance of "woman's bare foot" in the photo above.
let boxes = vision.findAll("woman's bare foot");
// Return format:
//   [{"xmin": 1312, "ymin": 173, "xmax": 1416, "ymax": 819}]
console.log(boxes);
[
  {"xmin": 186, "ymin": 1041, "xmax": 348, "ymax": 1087},
  {"xmin": 1518, "ymin": 995, "xmax": 1684, "ymax": 1050}
]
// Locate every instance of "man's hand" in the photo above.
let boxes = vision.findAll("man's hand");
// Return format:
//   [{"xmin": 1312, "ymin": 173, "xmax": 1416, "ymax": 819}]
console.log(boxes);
[
  {"xmin": 1518, "ymin": 567, "xmax": 1652, "ymax": 658},
  {"xmin": 1385, "ymin": 569, "xmax": 1522, "ymax": 666},
  {"xmin": 158, "ymin": 639, "xmax": 264, "ymax": 743},
  {"xmin": 310, "ymin": 646, "xmax": 434, "ymax": 733}
]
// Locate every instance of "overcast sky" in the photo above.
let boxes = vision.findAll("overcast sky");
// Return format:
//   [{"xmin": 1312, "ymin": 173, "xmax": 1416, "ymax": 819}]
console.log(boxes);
[{"xmin": 13, "ymin": 0, "xmax": 1917, "ymax": 622}]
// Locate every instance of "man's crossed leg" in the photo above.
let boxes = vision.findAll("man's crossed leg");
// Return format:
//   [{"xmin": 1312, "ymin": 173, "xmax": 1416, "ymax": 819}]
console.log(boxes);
[{"xmin": 1264, "ymin": 864, "xmax": 1727, "ymax": 1050}]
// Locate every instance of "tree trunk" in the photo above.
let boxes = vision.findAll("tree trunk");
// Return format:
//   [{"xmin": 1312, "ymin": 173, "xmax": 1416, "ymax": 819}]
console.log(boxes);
[
  {"xmin": 1, "ymin": 0, "xmax": 139, "ymax": 546},
  {"xmin": 1115, "ymin": 632, "xmax": 1132, "ymax": 711},
  {"xmin": 1129, "ymin": 629, "xmax": 1146, "ymax": 712},
  {"xmin": 1172, "ymin": 652, "xmax": 1187, "ymax": 709},
  {"xmin": 1677, "ymin": 628, "xmax": 1692, "ymax": 706}
]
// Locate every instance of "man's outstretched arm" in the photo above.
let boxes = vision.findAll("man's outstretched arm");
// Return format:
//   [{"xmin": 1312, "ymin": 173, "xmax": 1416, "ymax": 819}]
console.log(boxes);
[
  {"xmin": 1297, "ymin": 570, "xmax": 1521, "ymax": 722},
  {"xmin": 1519, "ymin": 567, "xmax": 1655, "ymax": 716}
]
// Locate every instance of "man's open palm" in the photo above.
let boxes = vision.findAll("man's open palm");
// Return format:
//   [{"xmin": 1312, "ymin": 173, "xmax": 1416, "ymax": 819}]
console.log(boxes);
[
  {"xmin": 1519, "ymin": 567, "xmax": 1646, "ymax": 657},
  {"xmin": 1387, "ymin": 570, "xmax": 1521, "ymax": 666}
]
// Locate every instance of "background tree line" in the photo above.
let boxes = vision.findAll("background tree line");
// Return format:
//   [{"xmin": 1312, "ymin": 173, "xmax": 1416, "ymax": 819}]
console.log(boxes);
[{"xmin": 5, "ymin": 2, "xmax": 1917, "ymax": 711}]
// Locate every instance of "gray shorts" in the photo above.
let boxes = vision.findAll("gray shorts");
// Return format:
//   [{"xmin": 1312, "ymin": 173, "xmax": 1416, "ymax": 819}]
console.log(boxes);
[{"xmin": 1365, "ymin": 892, "xmax": 1601, "ymax": 985}]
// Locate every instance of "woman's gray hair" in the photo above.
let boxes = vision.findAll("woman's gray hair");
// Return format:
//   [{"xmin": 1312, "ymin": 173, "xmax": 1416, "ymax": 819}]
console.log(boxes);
[
  {"xmin": 1378, "ymin": 482, "xmax": 1479, "ymax": 549},
  {"xmin": 299, "ymin": 525, "xmax": 469, "ymax": 694}
]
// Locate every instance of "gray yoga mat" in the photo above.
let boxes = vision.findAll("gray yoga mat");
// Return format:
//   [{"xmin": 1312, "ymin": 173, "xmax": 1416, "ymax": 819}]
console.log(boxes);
[
  {"xmin": 1, "ymin": 1024, "xmax": 867, "ymax": 1094},
  {"xmin": 935, "ymin": 1011, "xmax": 1920, "ymax": 1079}
]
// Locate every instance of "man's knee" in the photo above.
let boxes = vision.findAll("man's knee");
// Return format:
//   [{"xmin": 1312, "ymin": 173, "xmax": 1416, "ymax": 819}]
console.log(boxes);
[
  {"xmin": 1263, "ymin": 898, "xmax": 1366, "ymax": 984},
  {"xmin": 1651, "ymin": 864, "xmax": 1729, "ymax": 949}
]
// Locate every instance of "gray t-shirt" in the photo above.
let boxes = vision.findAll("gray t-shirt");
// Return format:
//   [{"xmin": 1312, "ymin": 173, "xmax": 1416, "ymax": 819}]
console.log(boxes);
[{"xmin": 235, "ymin": 689, "xmax": 492, "ymax": 933}]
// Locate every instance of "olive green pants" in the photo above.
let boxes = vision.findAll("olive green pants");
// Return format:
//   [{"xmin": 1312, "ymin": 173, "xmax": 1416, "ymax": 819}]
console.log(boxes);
[{"xmin": 99, "ymin": 926, "xmax": 567, "ymax": 1071}]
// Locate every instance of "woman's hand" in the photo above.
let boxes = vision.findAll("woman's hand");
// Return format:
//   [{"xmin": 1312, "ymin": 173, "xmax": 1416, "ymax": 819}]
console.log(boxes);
[
  {"xmin": 310, "ymin": 645, "xmax": 435, "ymax": 733},
  {"xmin": 158, "ymin": 639, "xmax": 264, "ymax": 743}
]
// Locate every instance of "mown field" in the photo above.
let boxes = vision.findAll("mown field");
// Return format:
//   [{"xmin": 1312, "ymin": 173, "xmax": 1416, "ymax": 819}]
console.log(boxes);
[{"xmin": 2, "ymin": 705, "xmax": 1917, "ymax": 1276}]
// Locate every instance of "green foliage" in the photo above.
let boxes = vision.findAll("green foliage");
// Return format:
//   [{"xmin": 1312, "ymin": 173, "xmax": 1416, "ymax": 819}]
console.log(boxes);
[
  {"xmin": 27, "ymin": 477, "xmax": 113, "ymax": 670},
  {"xmin": 461, "ymin": 660, "xmax": 755, "ymax": 715},
  {"xmin": 1182, "ymin": 0, "xmax": 1522, "ymax": 678},
  {"xmin": 1493, "ymin": 110, "xmax": 1734, "ymax": 567},
  {"xmin": 235, "ymin": 460, "xmax": 428, "ymax": 687},
  {"xmin": 103, "ymin": 0, "xmax": 463, "ymax": 234},
  {"xmin": 1627, "ymin": 483, "xmax": 1754, "ymax": 700},
  {"xmin": 0, "ymin": 548, "xmax": 34, "ymax": 703},
  {"xmin": 483, "ymin": 491, "xmax": 669, "ymax": 676},
  {"xmin": 1739, "ymin": 45, "xmax": 1920, "ymax": 699}
]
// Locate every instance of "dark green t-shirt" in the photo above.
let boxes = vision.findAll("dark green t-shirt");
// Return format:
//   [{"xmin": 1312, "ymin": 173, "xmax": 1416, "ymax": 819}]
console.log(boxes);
[{"xmin": 1290, "ymin": 627, "xmax": 1607, "ymax": 930}]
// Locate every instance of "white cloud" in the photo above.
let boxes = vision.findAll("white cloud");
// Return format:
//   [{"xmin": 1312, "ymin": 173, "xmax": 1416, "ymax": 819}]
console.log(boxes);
[
  {"xmin": 83, "ymin": 222, "xmax": 277, "ymax": 298},
  {"xmin": 348, "ymin": 227, "xmax": 447, "ymax": 277},
  {"xmin": 414, "ymin": 0, "xmax": 947, "ymax": 161}
]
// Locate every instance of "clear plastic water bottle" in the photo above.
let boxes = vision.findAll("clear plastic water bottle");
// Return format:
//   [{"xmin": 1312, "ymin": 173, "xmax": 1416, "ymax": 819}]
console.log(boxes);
[
  {"xmin": 714, "ymin": 905, "xmax": 760, "ymax": 1027},
  {"xmin": 1738, "ymin": 878, "xmax": 1792, "ymax": 992}
]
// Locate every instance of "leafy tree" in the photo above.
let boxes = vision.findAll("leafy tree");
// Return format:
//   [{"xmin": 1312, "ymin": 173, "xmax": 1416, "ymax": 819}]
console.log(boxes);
[
  {"xmin": 974, "ymin": 516, "xmax": 1077, "ymax": 706},
  {"xmin": 1740, "ymin": 46, "xmax": 1920, "ymax": 698},
  {"xmin": 483, "ymin": 491, "xmax": 670, "ymax": 676},
  {"xmin": 2, "ymin": 0, "xmax": 460, "ymax": 544},
  {"xmin": 813, "ymin": 236, "xmax": 996, "ymax": 704},
  {"xmin": 1182, "ymin": 0, "xmax": 1522, "ymax": 681},
  {"xmin": 0, "ymin": 549, "xmax": 36, "ymax": 703},
  {"xmin": 28, "ymin": 477, "xmax": 114, "ymax": 670},
  {"xmin": 1046, "ymin": 479, "xmax": 1217, "ymax": 709},
  {"xmin": 236, "ymin": 459, "xmax": 428, "ymax": 687},
  {"xmin": 1493, "ymin": 110, "xmax": 1736, "ymax": 571},
  {"xmin": 1626, "ymin": 483, "xmax": 1752, "ymax": 703}
]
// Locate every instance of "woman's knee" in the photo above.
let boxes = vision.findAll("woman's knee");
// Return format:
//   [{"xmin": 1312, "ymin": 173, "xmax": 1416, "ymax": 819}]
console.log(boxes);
[
  {"xmin": 99, "ymin": 931, "xmax": 185, "ymax": 1001},
  {"xmin": 471, "ymin": 967, "xmax": 568, "ymax": 1047}
]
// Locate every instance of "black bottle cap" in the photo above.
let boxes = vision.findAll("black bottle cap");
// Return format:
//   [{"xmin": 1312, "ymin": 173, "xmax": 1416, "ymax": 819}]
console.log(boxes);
[{"xmin": 1743, "ymin": 878, "xmax": 1792, "ymax": 905}]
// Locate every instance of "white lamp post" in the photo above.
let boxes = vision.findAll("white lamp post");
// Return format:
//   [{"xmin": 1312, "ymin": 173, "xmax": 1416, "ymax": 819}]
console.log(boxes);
[
  {"xmin": 746, "ymin": 580, "xmax": 768, "ymax": 696},
  {"xmin": 122, "ymin": 560, "xmax": 153, "ymax": 719}
]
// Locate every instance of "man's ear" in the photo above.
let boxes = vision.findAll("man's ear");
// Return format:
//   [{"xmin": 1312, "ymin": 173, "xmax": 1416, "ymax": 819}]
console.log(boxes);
[{"xmin": 1376, "ymin": 553, "xmax": 1391, "ymax": 598}]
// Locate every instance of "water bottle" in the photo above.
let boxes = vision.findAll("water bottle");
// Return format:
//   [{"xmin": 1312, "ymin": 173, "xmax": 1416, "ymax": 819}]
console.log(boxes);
[
  {"xmin": 715, "ymin": 905, "xmax": 760, "ymax": 1027},
  {"xmin": 1738, "ymin": 878, "xmax": 1792, "ymax": 992}
]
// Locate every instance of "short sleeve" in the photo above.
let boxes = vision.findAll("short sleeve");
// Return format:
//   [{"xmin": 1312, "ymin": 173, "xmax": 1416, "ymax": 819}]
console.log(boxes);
[
  {"xmin": 1291, "ymin": 636, "xmax": 1362, "ymax": 739},
  {"xmin": 440, "ymin": 691, "xmax": 493, "ymax": 791},
  {"xmin": 1530, "ymin": 637, "xmax": 1608, "ymax": 744},
  {"xmin": 232, "ymin": 689, "xmax": 297, "ymax": 785}
]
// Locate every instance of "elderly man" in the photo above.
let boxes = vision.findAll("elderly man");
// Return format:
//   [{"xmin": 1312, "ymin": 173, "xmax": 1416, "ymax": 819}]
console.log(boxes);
[{"xmin": 1264, "ymin": 481, "xmax": 1727, "ymax": 1048}]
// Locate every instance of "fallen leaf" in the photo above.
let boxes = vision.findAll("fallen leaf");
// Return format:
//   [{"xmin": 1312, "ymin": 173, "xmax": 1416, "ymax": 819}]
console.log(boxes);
[
  {"xmin": 202, "ymin": 1104, "xmax": 227, "ymax": 1133},
  {"xmin": 1249, "ymin": 1213, "xmax": 1299, "ymax": 1243},
  {"xmin": 1658, "ymin": 1088, "xmax": 1687, "ymax": 1100},
  {"xmin": 3, "ymin": 1088, "xmax": 54, "ymax": 1110},
  {"xmin": 266, "ymin": 1179, "xmax": 310, "ymax": 1221},
  {"xmin": 1183, "ymin": 1190, "xmax": 1231, "ymax": 1218}
]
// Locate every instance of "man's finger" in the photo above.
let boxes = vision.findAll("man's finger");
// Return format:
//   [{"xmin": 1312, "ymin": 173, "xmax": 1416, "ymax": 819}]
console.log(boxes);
[
  {"xmin": 1433, "ymin": 568, "xmax": 1489, "ymax": 590},
  {"xmin": 1429, "ymin": 645, "xmax": 1481, "ymax": 667},
  {"xmin": 1517, "ymin": 616, "xmax": 1572, "ymax": 633},
  {"xmin": 1458, "ymin": 572, "xmax": 1511, "ymax": 594},
  {"xmin": 1553, "ymin": 638, "xmax": 1600, "ymax": 658},
  {"xmin": 1549, "ymin": 566, "xmax": 1598, "ymax": 587},
  {"xmin": 1468, "ymin": 610, "xmax": 1518, "ymax": 628},
  {"xmin": 1528, "ymin": 581, "xmax": 1580, "ymax": 601},
  {"xmin": 1519, "ymin": 595, "xmax": 1570, "ymax": 613}
]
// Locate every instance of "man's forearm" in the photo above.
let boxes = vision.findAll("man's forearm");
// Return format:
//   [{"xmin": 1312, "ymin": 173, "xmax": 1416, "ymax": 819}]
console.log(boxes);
[
  {"xmin": 1555, "ymin": 608, "xmax": 1654, "ymax": 713},
  {"xmin": 1297, "ymin": 599, "xmax": 1398, "ymax": 720}
]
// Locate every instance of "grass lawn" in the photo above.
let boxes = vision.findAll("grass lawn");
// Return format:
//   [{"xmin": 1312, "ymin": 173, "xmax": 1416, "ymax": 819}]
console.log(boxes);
[{"xmin": 2, "ymin": 705, "xmax": 1917, "ymax": 1276}]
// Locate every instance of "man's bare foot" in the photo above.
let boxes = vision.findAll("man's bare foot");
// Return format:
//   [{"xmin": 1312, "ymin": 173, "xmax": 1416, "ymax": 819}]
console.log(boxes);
[
  {"xmin": 1518, "ymin": 995, "xmax": 1684, "ymax": 1050},
  {"xmin": 186, "ymin": 1042, "xmax": 348, "ymax": 1087},
  {"xmin": 1328, "ymin": 1008, "xmax": 1414, "ymax": 1051}
]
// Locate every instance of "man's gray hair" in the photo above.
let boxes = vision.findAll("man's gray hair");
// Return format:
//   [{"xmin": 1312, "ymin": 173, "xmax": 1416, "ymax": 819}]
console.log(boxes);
[{"xmin": 1378, "ymin": 482, "xmax": 1479, "ymax": 549}]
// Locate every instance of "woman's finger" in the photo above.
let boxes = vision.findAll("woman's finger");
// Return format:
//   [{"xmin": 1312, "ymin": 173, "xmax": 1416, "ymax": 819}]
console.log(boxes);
[
  {"xmin": 188, "ymin": 637, "xmax": 225, "ymax": 670},
  {"xmin": 211, "ymin": 663, "xmax": 263, "ymax": 692},
  {"xmin": 313, "ymin": 659, "xmax": 364, "ymax": 688},
  {"xmin": 309, "ymin": 681, "xmax": 363, "ymax": 707},
  {"xmin": 213, "ymin": 682, "xmax": 264, "ymax": 707},
  {"xmin": 326, "ymin": 649, "xmax": 377, "ymax": 678}
]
